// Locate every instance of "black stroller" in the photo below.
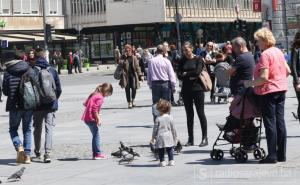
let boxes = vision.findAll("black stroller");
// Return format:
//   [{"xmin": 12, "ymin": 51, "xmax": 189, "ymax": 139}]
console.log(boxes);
[{"xmin": 210, "ymin": 88, "xmax": 265, "ymax": 163}]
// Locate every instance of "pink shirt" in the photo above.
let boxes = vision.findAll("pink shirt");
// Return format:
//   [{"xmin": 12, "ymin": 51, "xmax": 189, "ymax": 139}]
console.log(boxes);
[
  {"xmin": 82, "ymin": 93, "xmax": 104, "ymax": 122},
  {"xmin": 254, "ymin": 47, "xmax": 288, "ymax": 95}
]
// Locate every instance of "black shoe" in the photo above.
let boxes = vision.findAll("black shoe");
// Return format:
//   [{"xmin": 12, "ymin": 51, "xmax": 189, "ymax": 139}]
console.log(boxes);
[
  {"xmin": 185, "ymin": 142, "xmax": 194, "ymax": 147},
  {"xmin": 171, "ymin": 101, "xmax": 177, "ymax": 106},
  {"xmin": 277, "ymin": 157, "xmax": 286, "ymax": 162},
  {"xmin": 259, "ymin": 157, "xmax": 277, "ymax": 164},
  {"xmin": 34, "ymin": 150, "xmax": 41, "ymax": 159},
  {"xmin": 199, "ymin": 138, "xmax": 208, "ymax": 147},
  {"xmin": 44, "ymin": 154, "xmax": 51, "ymax": 163}
]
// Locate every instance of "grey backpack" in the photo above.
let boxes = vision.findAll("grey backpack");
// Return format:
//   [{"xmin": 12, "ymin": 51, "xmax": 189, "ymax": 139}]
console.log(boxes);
[{"xmin": 37, "ymin": 67, "xmax": 57, "ymax": 104}]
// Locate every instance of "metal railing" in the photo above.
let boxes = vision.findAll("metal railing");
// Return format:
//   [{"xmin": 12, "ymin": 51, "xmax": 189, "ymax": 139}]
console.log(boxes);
[{"xmin": 165, "ymin": 0, "xmax": 261, "ymax": 21}]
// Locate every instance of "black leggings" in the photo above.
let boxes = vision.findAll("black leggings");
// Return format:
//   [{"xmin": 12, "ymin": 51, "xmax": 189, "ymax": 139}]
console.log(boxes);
[
  {"xmin": 125, "ymin": 75, "xmax": 136, "ymax": 102},
  {"xmin": 295, "ymin": 88, "xmax": 300, "ymax": 122},
  {"xmin": 182, "ymin": 91, "xmax": 208, "ymax": 143}
]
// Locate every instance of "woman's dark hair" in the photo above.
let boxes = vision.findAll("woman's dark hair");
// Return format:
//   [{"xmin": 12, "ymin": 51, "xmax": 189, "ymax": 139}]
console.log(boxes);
[{"xmin": 292, "ymin": 31, "xmax": 300, "ymax": 49}]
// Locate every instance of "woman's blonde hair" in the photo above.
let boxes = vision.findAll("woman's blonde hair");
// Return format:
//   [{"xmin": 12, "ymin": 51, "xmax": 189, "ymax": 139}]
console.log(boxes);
[{"xmin": 254, "ymin": 28, "xmax": 276, "ymax": 47}]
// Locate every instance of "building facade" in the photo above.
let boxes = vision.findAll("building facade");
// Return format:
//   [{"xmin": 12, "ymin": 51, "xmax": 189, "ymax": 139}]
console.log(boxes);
[
  {"xmin": 262, "ymin": 0, "xmax": 300, "ymax": 51},
  {"xmin": 64, "ymin": 0, "xmax": 262, "ymax": 62},
  {"xmin": 0, "ymin": 0, "xmax": 80, "ymax": 59}
]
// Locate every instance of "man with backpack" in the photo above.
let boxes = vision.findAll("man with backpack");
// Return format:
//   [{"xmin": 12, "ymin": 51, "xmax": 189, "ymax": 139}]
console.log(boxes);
[
  {"xmin": 2, "ymin": 51, "xmax": 33, "ymax": 164},
  {"xmin": 33, "ymin": 48, "xmax": 62, "ymax": 163}
]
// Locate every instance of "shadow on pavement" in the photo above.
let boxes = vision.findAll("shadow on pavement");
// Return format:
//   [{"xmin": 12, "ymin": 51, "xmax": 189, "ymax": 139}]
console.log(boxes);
[
  {"xmin": 102, "ymin": 105, "xmax": 152, "ymax": 110},
  {"xmin": 124, "ymin": 164, "xmax": 158, "ymax": 168},
  {"xmin": 116, "ymin": 125, "xmax": 153, "ymax": 129},
  {"xmin": 0, "ymin": 159, "xmax": 18, "ymax": 166},
  {"xmin": 186, "ymin": 158, "xmax": 258, "ymax": 165},
  {"xmin": 182, "ymin": 149, "xmax": 212, "ymax": 154},
  {"xmin": 57, "ymin": 158, "xmax": 80, "ymax": 162},
  {"xmin": 130, "ymin": 144, "xmax": 150, "ymax": 148}
]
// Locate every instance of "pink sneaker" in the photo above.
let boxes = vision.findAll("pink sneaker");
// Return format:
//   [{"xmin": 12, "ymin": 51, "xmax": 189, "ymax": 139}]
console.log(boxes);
[{"xmin": 93, "ymin": 154, "xmax": 107, "ymax": 160}]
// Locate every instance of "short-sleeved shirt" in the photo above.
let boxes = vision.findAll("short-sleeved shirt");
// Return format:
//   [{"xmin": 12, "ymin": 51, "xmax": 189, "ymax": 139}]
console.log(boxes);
[
  {"xmin": 230, "ymin": 52, "xmax": 255, "ymax": 95},
  {"xmin": 254, "ymin": 47, "xmax": 288, "ymax": 95}
]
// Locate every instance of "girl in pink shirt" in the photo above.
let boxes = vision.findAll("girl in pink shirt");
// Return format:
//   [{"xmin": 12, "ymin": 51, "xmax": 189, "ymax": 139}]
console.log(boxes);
[{"xmin": 82, "ymin": 83, "xmax": 113, "ymax": 160}]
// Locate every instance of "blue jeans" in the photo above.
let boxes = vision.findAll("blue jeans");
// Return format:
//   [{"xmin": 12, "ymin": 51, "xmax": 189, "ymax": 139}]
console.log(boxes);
[
  {"xmin": 158, "ymin": 147, "xmax": 174, "ymax": 162},
  {"xmin": 9, "ymin": 110, "xmax": 33, "ymax": 156},
  {"xmin": 261, "ymin": 91, "xmax": 287, "ymax": 160},
  {"xmin": 85, "ymin": 122, "xmax": 101, "ymax": 156},
  {"xmin": 151, "ymin": 81, "xmax": 171, "ymax": 104}
]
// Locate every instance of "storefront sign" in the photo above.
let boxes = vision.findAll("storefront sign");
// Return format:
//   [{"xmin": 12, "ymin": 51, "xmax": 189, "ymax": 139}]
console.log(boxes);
[
  {"xmin": 273, "ymin": 0, "xmax": 278, "ymax": 11},
  {"xmin": 253, "ymin": 0, "xmax": 261, "ymax": 12}
]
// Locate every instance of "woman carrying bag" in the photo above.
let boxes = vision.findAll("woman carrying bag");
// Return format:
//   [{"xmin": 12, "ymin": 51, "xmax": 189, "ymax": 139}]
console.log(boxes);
[
  {"xmin": 119, "ymin": 44, "xmax": 143, "ymax": 109},
  {"xmin": 177, "ymin": 42, "xmax": 209, "ymax": 147},
  {"xmin": 291, "ymin": 31, "xmax": 300, "ymax": 122}
]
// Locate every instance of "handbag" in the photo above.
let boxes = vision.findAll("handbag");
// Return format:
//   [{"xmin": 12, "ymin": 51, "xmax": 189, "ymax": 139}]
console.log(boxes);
[
  {"xmin": 114, "ymin": 62, "xmax": 124, "ymax": 80},
  {"xmin": 198, "ymin": 58, "xmax": 212, "ymax": 92}
]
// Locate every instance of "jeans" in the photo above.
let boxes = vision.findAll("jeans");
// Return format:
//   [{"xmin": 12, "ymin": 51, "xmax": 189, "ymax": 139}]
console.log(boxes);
[
  {"xmin": 85, "ymin": 121, "xmax": 101, "ymax": 156},
  {"xmin": 9, "ymin": 110, "xmax": 33, "ymax": 156},
  {"xmin": 125, "ymin": 75, "xmax": 137, "ymax": 102},
  {"xmin": 158, "ymin": 147, "xmax": 174, "ymax": 162},
  {"xmin": 182, "ymin": 91, "xmax": 208, "ymax": 143},
  {"xmin": 261, "ymin": 91, "xmax": 287, "ymax": 160},
  {"xmin": 33, "ymin": 111, "xmax": 55, "ymax": 154},
  {"xmin": 151, "ymin": 81, "xmax": 171, "ymax": 104}
]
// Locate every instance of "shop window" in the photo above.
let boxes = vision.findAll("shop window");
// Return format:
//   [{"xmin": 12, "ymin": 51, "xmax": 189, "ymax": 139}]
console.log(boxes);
[
  {"xmin": 100, "ymin": 41, "xmax": 113, "ymax": 58},
  {"xmin": 92, "ymin": 41, "xmax": 101, "ymax": 58},
  {"xmin": 0, "ymin": 0, "xmax": 11, "ymax": 14},
  {"xmin": 13, "ymin": 0, "xmax": 21, "ymax": 14}
]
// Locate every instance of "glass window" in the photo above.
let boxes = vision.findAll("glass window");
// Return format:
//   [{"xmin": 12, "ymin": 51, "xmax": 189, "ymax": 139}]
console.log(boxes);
[
  {"xmin": 49, "ymin": 0, "xmax": 57, "ymax": 14},
  {"xmin": 13, "ymin": 0, "xmax": 22, "ymax": 14},
  {"xmin": 31, "ymin": 0, "xmax": 39, "ymax": 14},
  {"xmin": 0, "ymin": 0, "xmax": 11, "ymax": 14},
  {"xmin": 22, "ymin": 0, "xmax": 31, "ymax": 14},
  {"xmin": 100, "ymin": 41, "xmax": 113, "ymax": 58}
]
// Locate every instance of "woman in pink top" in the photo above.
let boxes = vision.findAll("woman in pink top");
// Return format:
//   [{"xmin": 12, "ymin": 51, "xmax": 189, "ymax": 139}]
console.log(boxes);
[
  {"xmin": 244, "ymin": 28, "xmax": 291, "ymax": 164},
  {"xmin": 82, "ymin": 83, "xmax": 113, "ymax": 160}
]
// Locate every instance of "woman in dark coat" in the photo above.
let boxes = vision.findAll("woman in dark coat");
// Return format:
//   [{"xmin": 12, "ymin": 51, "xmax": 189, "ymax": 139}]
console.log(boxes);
[
  {"xmin": 119, "ymin": 44, "xmax": 143, "ymax": 109},
  {"xmin": 291, "ymin": 31, "xmax": 300, "ymax": 122}
]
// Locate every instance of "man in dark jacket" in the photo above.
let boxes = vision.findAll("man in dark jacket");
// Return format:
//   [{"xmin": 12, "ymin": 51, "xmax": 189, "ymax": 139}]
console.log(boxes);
[
  {"xmin": 2, "ymin": 51, "xmax": 33, "ymax": 164},
  {"xmin": 33, "ymin": 48, "xmax": 62, "ymax": 163}
]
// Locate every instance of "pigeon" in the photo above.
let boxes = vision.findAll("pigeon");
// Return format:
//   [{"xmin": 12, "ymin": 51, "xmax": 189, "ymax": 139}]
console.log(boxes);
[
  {"xmin": 174, "ymin": 140, "xmax": 183, "ymax": 154},
  {"xmin": 292, "ymin": 112, "xmax": 299, "ymax": 120},
  {"xmin": 149, "ymin": 141, "xmax": 159, "ymax": 160},
  {"xmin": 8, "ymin": 167, "xmax": 25, "ymax": 181},
  {"xmin": 111, "ymin": 147, "xmax": 123, "ymax": 158}
]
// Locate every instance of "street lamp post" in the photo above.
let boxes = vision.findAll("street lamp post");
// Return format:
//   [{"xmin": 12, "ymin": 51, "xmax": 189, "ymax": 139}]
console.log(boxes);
[
  {"xmin": 175, "ymin": 0, "xmax": 182, "ymax": 54},
  {"xmin": 42, "ymin": 0, "xmax": 49, "ymax": 62}
]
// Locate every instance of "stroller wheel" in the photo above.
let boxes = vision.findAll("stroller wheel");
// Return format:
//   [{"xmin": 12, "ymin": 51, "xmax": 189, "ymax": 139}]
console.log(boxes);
[
  {"xmin": 230, "ymin": 147, "xmax": 236, "ymax": 157},
  {"xmin": 235, "ymin": 149, "xmax": 248, "ymax": 163},
  {"xmin": 253, "ymin": 148, "xmax": 266, "ymax": 160},
  {"xmin": 210, "ymin": 149, "xmax": 224, "ymax": 160}
]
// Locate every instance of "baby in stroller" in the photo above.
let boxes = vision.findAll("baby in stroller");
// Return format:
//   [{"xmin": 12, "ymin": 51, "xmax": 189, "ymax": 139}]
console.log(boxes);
[
  {"xmin": 213, "ymin": 62, "xmax": 231, "ymax": 103},
  {"xmin": 210, "ymin": 88, "xmax": 266, "ymax": 163}
]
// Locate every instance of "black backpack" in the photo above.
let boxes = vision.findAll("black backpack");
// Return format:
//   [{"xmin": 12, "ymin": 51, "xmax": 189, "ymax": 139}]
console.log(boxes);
[{"xmin": 19, "ymin": 67, "xmax": 41, "ymax": 110}]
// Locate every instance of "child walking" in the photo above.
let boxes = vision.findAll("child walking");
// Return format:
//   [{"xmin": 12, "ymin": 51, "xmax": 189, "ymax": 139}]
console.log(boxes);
[
  {"xmin": 151, "ymin": 99, "xmax": 177, "ymax": 167},
  {"xmin": 82, "ymin": 83, "xmax": 113, "ymax": 160}
]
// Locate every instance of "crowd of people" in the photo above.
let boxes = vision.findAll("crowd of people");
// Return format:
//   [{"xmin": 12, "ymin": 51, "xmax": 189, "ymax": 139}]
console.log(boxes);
[{"xmin": 0, "ymin": 27, "xmax": 299, "ymax": 167}]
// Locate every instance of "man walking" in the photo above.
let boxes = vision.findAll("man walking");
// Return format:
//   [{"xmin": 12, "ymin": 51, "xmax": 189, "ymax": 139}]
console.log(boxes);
[
  {"xmin": 147, "ymin": 45, "xmax": 176, "ymax": 104},
  {"xmin": 33, "ymin": 48, "xmax": 62, "ymax": 163},
  {"xmin": 2, "ymin": 51, "xmax": 33, "ymax": 164}
]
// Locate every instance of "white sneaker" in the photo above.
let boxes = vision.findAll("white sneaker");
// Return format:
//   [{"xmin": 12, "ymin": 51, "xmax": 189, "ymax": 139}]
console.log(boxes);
[
  {"xmin": 169, "ymin": 160, "xmax": 175, "ymax": 166},
  {"xmin": 159, "ymin": 161, "xmax": 167, "ymax": 167}
]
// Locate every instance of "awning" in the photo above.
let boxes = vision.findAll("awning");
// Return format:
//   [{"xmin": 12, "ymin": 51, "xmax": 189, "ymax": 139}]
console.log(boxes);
[{"xmin": 0, "ymin": 32, "xmax": 78, "ymax": 43}]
